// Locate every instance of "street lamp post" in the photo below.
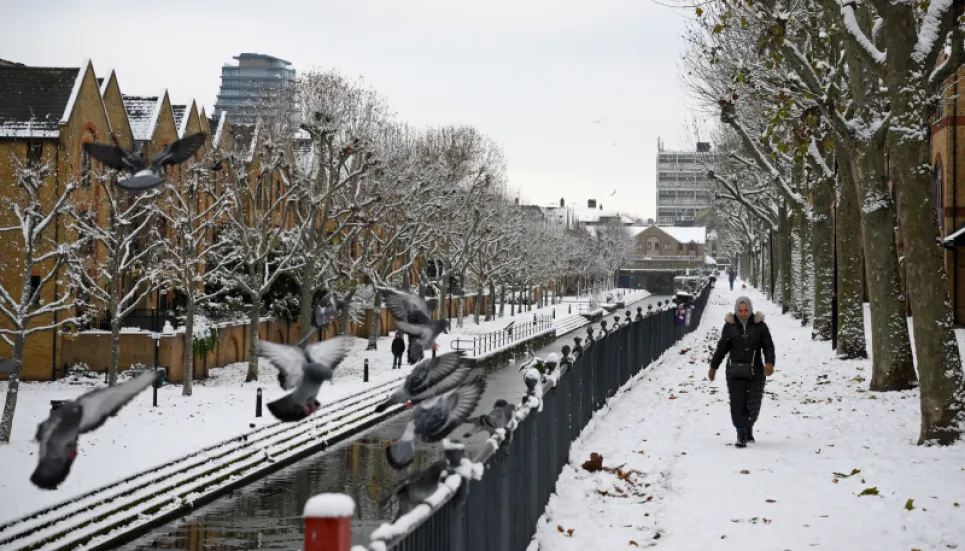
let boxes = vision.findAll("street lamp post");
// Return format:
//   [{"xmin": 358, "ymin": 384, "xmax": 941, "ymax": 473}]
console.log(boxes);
[{"xmin": 152, "ymin": 331, "xmax": 160, "ymax": 407}]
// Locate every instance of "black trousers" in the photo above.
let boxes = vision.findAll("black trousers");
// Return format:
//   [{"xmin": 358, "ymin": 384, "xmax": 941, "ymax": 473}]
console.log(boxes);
[{"xmin": 726, "ymin": 377, "xmax": 766, "ymax": 430}]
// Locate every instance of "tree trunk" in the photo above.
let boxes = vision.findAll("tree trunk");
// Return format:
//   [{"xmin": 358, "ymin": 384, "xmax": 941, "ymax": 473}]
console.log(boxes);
[
  {"xmin": 849, "ymin": 145, "xmax": 917, "ymax": 390},
  {"xmin": 810, "ymin": 151, "xmax": 834, "ymax": 340},
  {"xmin": 183, "ymin": 295, "xmax": 195, "ymax": 396},
  {"xmin": 499, "ymin": 285, "xmax": 506, "ymax": 317},
  {"xmin": 884, "ymin": 32, "xmax": 965, "ymax": 442},
  {"xmin": 473, "ymin": 286, "xmax": 482, "ymax": 324},
  {"xmin": 778, "ymin": 201, "xmax": 792, "ymax": 311},
  {"xmin": 487, "ymin": 282, "xmax": 495, "ymax": 321},
  {"xmin": 338, "ymin": 289, "xmax": 356, "ymax": 336},
  {"xmin": 799, "ymin": 204, "xmax": 812, "ymax": 326},
  {"xmin": 0, "ymin": 333, "xmax": 27, "ymax": 444},
  {"xmin": 835, "ymin": 151, "xmax": 869, "ymax": 359},
  {"xmin": 367, "ymin": 289, "xmax": 381, "ymax": 350},
  {"xmin": 457, "ymin": 298, "xmax": 464, "ymax": 328},
  {"xmin": 297, "ymin": 262, "xmax": 316, "ymax": 342},
  {"xmin": 246, "ymin": 293, "xmax": 261, "ymax": 382},
  {"xmin": 109, "ymin": 317, "xmax": 122, "ymax": 386}
]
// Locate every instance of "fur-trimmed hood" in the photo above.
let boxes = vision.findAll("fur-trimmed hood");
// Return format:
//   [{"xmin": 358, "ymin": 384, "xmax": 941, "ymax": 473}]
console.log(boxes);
[{"xmin": 725, "ymin": 311, "xmax": 765, "ymax": 324}]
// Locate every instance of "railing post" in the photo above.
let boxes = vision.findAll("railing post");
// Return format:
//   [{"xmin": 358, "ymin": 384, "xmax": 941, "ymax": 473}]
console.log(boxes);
[{"xmin": 303, "ymin": 493, "xmax": 354, "ymax": 551}]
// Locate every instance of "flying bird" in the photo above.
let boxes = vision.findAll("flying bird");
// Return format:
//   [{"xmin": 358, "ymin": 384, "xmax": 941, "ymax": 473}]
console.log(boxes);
[
  {"xmin": 591, "ymin": 118, "xmax": 605, "ymax": 124},
  {"xmin": 30, "ymin": 370, "xmax": 159, "ymax": 490},
  {"xmin": 374, "ymin": 351, "xmax": 473, "ymax": 412},
  {"xmin": 386, "ymin": 377, "xmax": 486, "ymax": 470},
  {"xmin": 83, "ymin": 132, "xmax": 207, "ymax": 192},
  {"xmin": 463, "ymin": 399, "xmax": 515, "ymax": 438},
  {"xmin": 380, "ymin": 459, "xmax": 448, "ymax": 520},
  {"xmin": 255, "ymin": 336, "xmax": 352, "ymax": 422},
  {"xmin": 378, "ymin": 287, "xmax": 448, "ymax": 365},
  {"xmin": 610, "ymin": 189, "xmax": 617, "ymax": 197},
  {"xmin": 313, "ymin": 290, "xmax": 345, "ymax": 330}
]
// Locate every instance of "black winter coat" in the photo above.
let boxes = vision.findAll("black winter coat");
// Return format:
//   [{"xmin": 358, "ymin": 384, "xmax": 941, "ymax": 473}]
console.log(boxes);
[
  {"xmin": 710, "ymin": 312, "xmax": 776, "ymax": 381},
  {"xmin": 391, "ymin": 336, "xmax": 405, "ymax": 356}
]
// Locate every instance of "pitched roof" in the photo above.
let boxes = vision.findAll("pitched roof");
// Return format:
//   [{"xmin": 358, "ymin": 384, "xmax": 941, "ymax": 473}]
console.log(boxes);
[
  {"xmin": 172, "ymin": 104, "xmax": 187, "ymax": 136},
  {"xmin": 656, "ymin": 226, "xmax": 707, "ymax": 245},
  {"xmin": 211, "ymin": 112, "xmax": 228, "ymax": 148},
  {"xmin": 122, "ymin": 95, "xmax": 163, "ymax": 141},
  {"xmin": 0, "ymin": 65, "xmax": 81, "ymax": 138}
]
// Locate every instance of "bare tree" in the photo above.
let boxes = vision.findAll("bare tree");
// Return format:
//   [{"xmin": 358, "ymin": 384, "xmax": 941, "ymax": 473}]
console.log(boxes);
[
  {"xmin": 69, "ymin": 174, "xmax": 165, "ymax": 387},
  {"xmin": 0, "ymin": 160, "xmax": 81, "ymax": 443}
]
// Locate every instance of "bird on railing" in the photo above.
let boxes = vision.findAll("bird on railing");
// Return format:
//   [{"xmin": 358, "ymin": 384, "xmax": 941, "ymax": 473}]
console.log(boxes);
[
  {"xmin": 253, "ymin": 336, "xmax": 352, "ymax": 422},
  {"xmin": 572, "ymin": 337, "xmax": 584, "ymax": 358},
  {"xmin": 30, "ymin": 370, "xmax": 158, "ymax": 490},
  {"xmin": 374, "ymin": 352, "xmax": 474, "ymax": 412},
  {"xmin": 386, "ymin": 376, "xmax": 487, "ymax": 470},
  {"xmin": 380, "ymin": 459, "xmax": 448, "ymax": 520},
  {"xmin": 378, "ymin": 286, "xmax": 448, "ymax": 365},
  {"xmin": 463, "ymin": 399, "xmax": 516, "ymax": 439},
  {"xmin": 560, "ymin": 345, "xmax": 573, "ymax": 367}
]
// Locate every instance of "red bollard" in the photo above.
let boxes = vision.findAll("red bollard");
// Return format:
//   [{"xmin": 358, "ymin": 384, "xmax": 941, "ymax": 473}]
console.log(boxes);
[{"xmin": 304, "ymin": 493, "xmax": 355, "ymax": 551}]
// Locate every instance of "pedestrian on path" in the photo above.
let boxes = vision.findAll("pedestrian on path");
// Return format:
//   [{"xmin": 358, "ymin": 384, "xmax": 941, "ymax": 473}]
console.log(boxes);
[
  {"xmin": 728, "ymin": 268, "xmax": 737, "ymax": 290},
  {"xmin": 391, "ymin": 332, "xmax": 405, "ymax": 369},
  {"xmin": 708, "ymin": 296, "xmax": 775, "ymax": 448}
]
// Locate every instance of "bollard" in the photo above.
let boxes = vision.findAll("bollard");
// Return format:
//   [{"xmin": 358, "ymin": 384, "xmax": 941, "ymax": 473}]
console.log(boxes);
[
  {"xmin": 363, "ymin": 359, "xmax": 369, "ymax": 383},
  {"xmin": 304, "ymin": 493, "xmax": 354, "ymax": 551},
  {"xmin": 568, "ymin": 304, "xmax": 572, "ymax": 314},
  {"xmin": 552, "ymin": 309, "xmax": 556, "ymax": 319},
  {"xmin": 256, "ymin": 388, "xmax": 263, "ymax": 417}
]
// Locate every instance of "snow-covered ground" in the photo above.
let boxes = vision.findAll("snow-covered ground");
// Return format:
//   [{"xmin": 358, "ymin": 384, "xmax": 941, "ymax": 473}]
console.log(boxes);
[
  {"xmin": 530, "ymin": 283, "xmax": 965, "ymax": 550},
  {"xmin": 0, "ymin": 290, "xmax": 642, "ymax": 526}
]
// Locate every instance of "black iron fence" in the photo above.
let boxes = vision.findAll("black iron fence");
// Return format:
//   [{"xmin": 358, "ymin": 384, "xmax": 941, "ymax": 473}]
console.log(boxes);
[
  {"xmin": 449, "ymin": 315, "xmax": 554, "ymax": 357},
  {"xmin": 366, "ymin": 282, "xmax": 712, "ymax": 550}
]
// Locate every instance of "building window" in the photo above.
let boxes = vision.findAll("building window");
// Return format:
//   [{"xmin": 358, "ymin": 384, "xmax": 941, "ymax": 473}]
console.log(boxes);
[
  {"xmin": 81, "ymin": 147, "xmax": 91, "ymax": 188},
  {"xmin": 27, "ymin": 141, "xmax": 43, "ymax": 167},
  {"xmin": 664, "ymin": 243, "xmax": 671, "ymax": 251},
  {"xmin": 935, "ymin": 161, "xmax": 943, "ymax": 232}
]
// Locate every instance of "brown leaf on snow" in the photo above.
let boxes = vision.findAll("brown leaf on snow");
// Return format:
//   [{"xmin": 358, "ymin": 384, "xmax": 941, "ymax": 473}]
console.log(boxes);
[
  {"xmin": 653, "ymin": 533, "xmax": 662, "ymax": 539},
  {"xmin": 763, "ymin": 518, "xmax": 772, "ymax": 524},
  {"xmin": 629, "ymin": 541, "xmax": 639, "ymax": 547},
  {"xmin": 567, "ymin": 528, "xmax": 575, "ymax": 537},
  {"xmin": 669, "ymin": 395, "xmax": 679, "ymax": 400},
  {"xmin": 582, "ymin": 453, "xmax": 604, "ymax": 472},
  {"xmin": 766, "ymin": 499, "xmax": 776, "ymax": 503},
  {"xmin": 557, "ymin": 525, "xmax": 565, "ymax": 533}
]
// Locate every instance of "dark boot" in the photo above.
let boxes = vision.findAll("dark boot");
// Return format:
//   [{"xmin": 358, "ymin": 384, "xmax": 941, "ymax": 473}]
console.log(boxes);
[
  {"xmin": 735, "ymin": 429, "xmax": 747, "ymax": 448},
  {"xmin": 746, "ymin": 426, "xmax": 755, "ymax": 443}
]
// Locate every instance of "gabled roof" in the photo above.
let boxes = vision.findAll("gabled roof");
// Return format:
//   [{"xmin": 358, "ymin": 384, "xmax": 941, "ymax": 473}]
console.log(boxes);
[
  {"xmin": 653, "ymin": 226, "xmax": 707, "ymax": 245},
  {"xmin": 98, "ymin": 69, "xmax": 113, "ymax": 96},
  {"xmin": 122, "ymin": 94, "xmax": 164, "ymax": 141},
  {"xmin": 0, "ymin": 64, "xmax": 82, "ymax": 138},
  {"xmin": 211, "ymin": 111, "xmax": 228, "ymax": 148}
]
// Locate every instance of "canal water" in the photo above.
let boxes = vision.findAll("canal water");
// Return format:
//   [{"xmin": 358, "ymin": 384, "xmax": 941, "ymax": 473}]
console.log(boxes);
[{"xmin": 118, "ymin": 294, "xmax": 671, "ymax": 550}]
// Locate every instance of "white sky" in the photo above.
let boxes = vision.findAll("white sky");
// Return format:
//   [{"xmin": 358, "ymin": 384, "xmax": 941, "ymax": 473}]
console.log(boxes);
[{"xmin": 2, "ymin": 0, "xmax": 700, "ymax": 220}]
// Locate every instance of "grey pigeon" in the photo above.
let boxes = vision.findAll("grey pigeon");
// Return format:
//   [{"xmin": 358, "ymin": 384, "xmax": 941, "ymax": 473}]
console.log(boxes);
[
  {"xmin": 380, "ymin": 459, "xmax": 447, "ymax": 520},
  {"xmin": 255, "ymin": 336, "xmax": 351, "ymax": 422},
  {"xmin": 378, "ymin": 287, "xmax": 447, "ymax": 364},
  {"xmin": 313, "ymin": 290, "xmax": 345, "ymax": 330},
  {"xmin": 30, "ymin": 370, "xmax": 158, "ymax": 490},
  {"xmin": 386, "ymin": 377, "xmax": 486, "ymax": 470},
  {"xmin": 83, "ymin": 132, "xmax": 206, "ymax": 192},
  {"xmin": 463, "ymin": 399, "xmax": 515, "ymax": 438},
  {"xmin": 374, "ymin": 351, "xmax": 471, "ymax": 412}
]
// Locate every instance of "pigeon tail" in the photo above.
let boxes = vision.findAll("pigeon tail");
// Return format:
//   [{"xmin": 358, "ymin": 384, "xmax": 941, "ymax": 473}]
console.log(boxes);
[
  {"xmin": 407, "ymin": 342, "xmax": 425, "ymax": 364},
  {"xmin": 387, "ymin": 438, "xmax": 416, "ymax": 470},
  {"xmin": 267, "ymin": 394, "xmax": 312, "ymax": 422},
  {"xmin": 374, "ymin": 398, "xmax": 396, "ymax": 413}
]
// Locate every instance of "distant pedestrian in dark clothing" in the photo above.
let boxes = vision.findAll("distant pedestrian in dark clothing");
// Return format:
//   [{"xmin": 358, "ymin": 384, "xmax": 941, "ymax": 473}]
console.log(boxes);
[
  {"xmin": 728, "ymin": 269, "xmax": 737, "ymax": 290},
  {"xmin": 708, "ymin": 296, "xmax": 775, "ymax": 448},
  {"xmin": 391, "ymin": 332, "xmax": 405, "ymax": 369}
]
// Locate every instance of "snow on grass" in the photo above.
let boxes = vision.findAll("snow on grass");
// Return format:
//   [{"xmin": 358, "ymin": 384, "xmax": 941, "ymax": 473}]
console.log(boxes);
[
  {"xmin": 530, "ymin": 283, "xmax": 965, "ymax": 550},
  {"xmin": 0, "ymin": 336, "xmax": 410, "ymax": 526}
]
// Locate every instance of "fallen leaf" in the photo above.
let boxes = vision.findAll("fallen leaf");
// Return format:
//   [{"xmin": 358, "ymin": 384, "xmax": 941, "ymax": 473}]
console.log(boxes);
[
  {"xmin": 557, "ymin": 525, "xmax": 565, "ymax": 533},
  {"xmin": 833, "ymin": 469, "xmax": 861, "ymax": 479},
  {"xmin": 763, "ymin": 518, "xmax": 772, "ymax": 524},
  {"xmin": 629, "ymin": 541, "xmax": 639, "ymax": 547},
  {"xmin": 859, "ymin": 487, "xmax": 879, "ymax": 497},
  {"xmin": 567, "ymin": 528, "xmax": 574, "ymax": 537},
  {"xmin": 740, "ymin": 469, "xmax": 750, "ymax": 474},
  {"xmin": 669, "ymin": 395, "xmax": 678, "ymax": 400},
  {"xmin": 955, "ymin": 502, "xmax": 960, "ymax": 508},
  {"xmin": 766, "ymin": 499, "xmax": 777, "ymax": 503},
  {"xmin": 653, "ymin": 533, "xmax": 662, "ymax": 540}
]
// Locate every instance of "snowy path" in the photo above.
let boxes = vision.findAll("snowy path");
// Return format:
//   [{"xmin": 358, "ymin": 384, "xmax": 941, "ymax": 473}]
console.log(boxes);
[{"xmin": 531, "ymin": 283, "xmax": 965, "ymax": 550}]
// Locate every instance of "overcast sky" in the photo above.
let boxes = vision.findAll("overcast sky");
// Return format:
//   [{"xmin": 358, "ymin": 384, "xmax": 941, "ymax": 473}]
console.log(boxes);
[{"xmin": 3, "ymin": 0, "xmax": 699, "ymax": 220}]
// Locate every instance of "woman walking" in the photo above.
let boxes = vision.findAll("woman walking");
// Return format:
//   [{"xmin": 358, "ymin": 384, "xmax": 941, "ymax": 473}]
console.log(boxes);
[{"xmin": 708, "ymin": 296, "xmax": 775, "ymax": 448}]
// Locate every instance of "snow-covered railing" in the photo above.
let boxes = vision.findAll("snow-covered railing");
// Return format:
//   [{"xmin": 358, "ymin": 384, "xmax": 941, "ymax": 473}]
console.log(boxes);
[
  {"xmin": 306, "ymin": 283, "xmax": 713, "ymax": 551},
  {"xmin": 449, "ymin": 315, "xmax": 554, "ymax": 358}
]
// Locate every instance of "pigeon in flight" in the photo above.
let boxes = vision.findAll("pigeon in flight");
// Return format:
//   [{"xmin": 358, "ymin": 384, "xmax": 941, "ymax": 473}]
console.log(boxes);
[
  {"xmin": 255, "ymin": 336, "xmax": 352, "ymax": 422},
  {"xmin": 30, "ymin": 370, "xmax": 159, "ymax": 490},
  {"xmin": 380, "ymin": 459, "xmax": 448, "ymax": 520},
  {"xmin": 463, "ymin": 399, "xmax": 515, "ymax": 438},
  {"xmin": 83, "ymin": 132, "xmax": 206, "ymax": 192},
  {"xmin": 378, "ymin": 287, "xmax": 447, "ymax": 365},
  {"xmin": 386, "ymin": 376, "xmax": 486, "ymax": 470},
  {"xmin": 374, "ymin": 351, "xmax": 473, "ymax": 412},
  {"xmin": 313, "ymin": 290, "xmax": 345, "ymax": 331}
]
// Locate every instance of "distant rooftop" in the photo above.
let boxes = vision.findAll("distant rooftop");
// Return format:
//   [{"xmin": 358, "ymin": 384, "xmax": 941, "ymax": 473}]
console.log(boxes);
[{"xmin": 228, "ymin": 53, "xmax": 292, "ymax": 66}]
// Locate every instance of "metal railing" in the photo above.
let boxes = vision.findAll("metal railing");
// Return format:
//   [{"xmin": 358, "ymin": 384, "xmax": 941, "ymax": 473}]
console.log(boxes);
[
  {"xmin": 449, "ymin": 315, "xmax": 554, "ymax": 357},
  {"xmin": 359, "ymin": 282, "xmax": 712, "ymax": 551}
]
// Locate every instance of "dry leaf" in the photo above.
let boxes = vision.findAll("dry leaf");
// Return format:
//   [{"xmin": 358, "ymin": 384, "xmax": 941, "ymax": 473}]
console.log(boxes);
[
  {"xmin": 557, "ymin": 525, "xmax": 564, "ymax": 533},
  {"xmin": 766, "ymin": 499, "xmax": 776, "ymax": 503},
  {"xmin": 567, "ymin": 528, "xmax": 575, "ymax": 537},
  {"xmin": 763, "ymin": 518, "xmax": 772, "ymax": 524},
  {"xmin": 629, "ymin": 541, "xmax": 639, "ymax": 547},
  {"xmin": 740, "ymin": 469, "xmax": 750, "ymax": 474},
  {"xmin": 653, "ymin": 533, "xmax": 662, "ymax": 540}
]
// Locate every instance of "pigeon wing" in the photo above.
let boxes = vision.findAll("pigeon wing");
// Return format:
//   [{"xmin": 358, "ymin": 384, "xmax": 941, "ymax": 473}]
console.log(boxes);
[
  {"xmin": 83, "ymin": 142, "xmax": 132, "ymax": 171},
  {"xmin": 304, "ymin": 336, "xmax": 352, "ymax": 370},
  {"xmin": 381, "ymin": 288, "xmax": 432, "ymax": 327},
  {"xmin": 407, "ymin": 363, "xmax": 471, "ymax": 403},
  {"xmin": 425, "ymin": 298, "xmax": 440, "ymax": 314},
  {"xmin": 424, "ymin": 379, "xmax": 486, "ymax": 442},
  {"xmin": 404, "ymin": 358, "xmax": 432, "ymax": 395},
  {"xmin": 75, "ymin": 370, "xmax": 157, "ymax": 433},
  {"xmin": 160, "ymin": 132, "xmax": 207, "ymax": 167},
  {"xmin": 256, "ymin": 340, "xmax": 307, "ymax": 390}
]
